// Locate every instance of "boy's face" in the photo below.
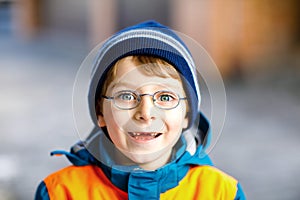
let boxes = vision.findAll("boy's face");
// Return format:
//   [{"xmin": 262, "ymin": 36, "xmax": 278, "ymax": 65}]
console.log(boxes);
[{"xmin": 98, "ymin": 57, "xmax": 188, "ymax": 169}]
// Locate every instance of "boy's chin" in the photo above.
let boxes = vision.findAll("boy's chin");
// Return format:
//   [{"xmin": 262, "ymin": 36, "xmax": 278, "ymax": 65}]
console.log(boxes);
[{"xmin": 119, "ymin": 147, "xmax": 172, "ymax": 170}]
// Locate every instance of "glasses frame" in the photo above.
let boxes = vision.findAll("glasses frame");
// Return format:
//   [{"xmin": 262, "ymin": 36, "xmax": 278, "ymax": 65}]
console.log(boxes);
[{"xmin": 102, "ymin": 90, "xmax": 187, "ymax": 110}]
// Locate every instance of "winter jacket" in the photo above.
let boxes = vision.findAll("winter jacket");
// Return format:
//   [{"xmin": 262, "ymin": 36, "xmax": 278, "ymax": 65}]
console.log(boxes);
[{"xmin": 35, "ymin": 113, "xmax": 246, "ymax": 200}]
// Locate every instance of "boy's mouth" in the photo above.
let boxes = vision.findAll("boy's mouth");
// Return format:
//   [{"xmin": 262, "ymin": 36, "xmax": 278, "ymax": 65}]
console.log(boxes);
[{"xmin": 128, "ymin": 132, "xmax": 162, "ymax": 141}]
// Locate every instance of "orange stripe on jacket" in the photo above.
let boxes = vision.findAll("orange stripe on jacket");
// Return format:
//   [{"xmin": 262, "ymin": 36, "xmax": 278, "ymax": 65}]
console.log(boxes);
[
  {"xmin": 160, "ymin": 165, "xmax": 238, "ymax": 200},
  {"xmin": 44, "ymin": 165, "xmax": 128, "ymax": 200}
]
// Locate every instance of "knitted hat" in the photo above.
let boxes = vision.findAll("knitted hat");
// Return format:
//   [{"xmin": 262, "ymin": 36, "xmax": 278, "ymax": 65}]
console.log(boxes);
[{"xmin": 89, "ymin": 20, "xmax": 201, "ymax": 128}]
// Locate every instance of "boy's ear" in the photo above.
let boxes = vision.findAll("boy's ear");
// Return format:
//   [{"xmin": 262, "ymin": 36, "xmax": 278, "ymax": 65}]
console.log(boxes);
[{"xmin": 97, "ymin": 115, "xmax": 106, "ymax": 127}]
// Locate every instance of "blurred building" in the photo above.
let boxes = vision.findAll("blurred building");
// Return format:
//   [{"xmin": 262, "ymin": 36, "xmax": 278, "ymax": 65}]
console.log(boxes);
[{"xmin": 5, "ymin": 0, "xmax": 300, "ymax": 78}]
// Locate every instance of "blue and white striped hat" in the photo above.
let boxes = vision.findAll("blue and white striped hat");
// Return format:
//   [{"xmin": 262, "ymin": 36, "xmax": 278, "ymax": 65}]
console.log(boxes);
[{"xmin": 89, "ymin": 20, "xmax": 201, "ymax": 128}]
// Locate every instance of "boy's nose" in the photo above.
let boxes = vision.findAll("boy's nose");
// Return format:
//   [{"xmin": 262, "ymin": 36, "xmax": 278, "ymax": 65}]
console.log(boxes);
[{"xmin": 133, "ymin": 96, "xmax": 156, "ymax": 122}]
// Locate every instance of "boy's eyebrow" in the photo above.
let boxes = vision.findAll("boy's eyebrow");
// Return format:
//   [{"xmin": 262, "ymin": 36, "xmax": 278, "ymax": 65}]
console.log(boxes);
[
  {"xmin": 110, "ymin": 81, "xmax": 136, "ymax": 90},
  {"xmin": 111, "ymin": 81, "xmax": 184, "ymax": 92}
]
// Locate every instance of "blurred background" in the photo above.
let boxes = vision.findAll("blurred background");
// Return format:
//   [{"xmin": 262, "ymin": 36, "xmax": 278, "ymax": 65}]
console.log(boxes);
[{"xmin": 1, "ymin": 0, "xmax": 300, "ymax": 199}]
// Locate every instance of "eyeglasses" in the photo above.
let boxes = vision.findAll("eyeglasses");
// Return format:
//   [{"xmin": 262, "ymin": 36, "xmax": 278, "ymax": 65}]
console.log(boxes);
[{"xmin": 102, "ymin": 90, "xmax": 187, "ymax": 110}]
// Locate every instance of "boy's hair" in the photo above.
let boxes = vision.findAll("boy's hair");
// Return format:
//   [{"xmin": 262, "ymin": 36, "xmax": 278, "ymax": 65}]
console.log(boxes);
[{"xmin": 96, "ymin": 55, "xmax": 184, "ymax": 116}]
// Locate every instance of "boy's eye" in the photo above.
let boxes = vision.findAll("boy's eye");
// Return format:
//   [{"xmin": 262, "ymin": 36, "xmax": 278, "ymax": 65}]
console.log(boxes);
[
  {"xmin": 156, "ymin": 92, "xmax": 176, "ymax": 102},
  {"xmin": 159, "ymin": 95, "xmax": 173, "ymax": 102},
  {"xmin": 116, "ymin": 92, "xmax": 136, "ymax": 101}
]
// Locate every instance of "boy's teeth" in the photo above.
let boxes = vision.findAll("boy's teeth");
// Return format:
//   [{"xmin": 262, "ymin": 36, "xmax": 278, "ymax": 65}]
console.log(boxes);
[
  {"xmin": 131, "ymin": 132, "xmax": 155, "ymax": 136},
  {"xmin": 129, "ymin": 132, "xmax": 161, "ymax": 139}
]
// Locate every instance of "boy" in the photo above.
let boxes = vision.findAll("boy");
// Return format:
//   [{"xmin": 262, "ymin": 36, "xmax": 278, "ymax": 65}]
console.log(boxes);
[{"xmin": 35, "ymin": 21, "xmax": 245, "ymax": 199}]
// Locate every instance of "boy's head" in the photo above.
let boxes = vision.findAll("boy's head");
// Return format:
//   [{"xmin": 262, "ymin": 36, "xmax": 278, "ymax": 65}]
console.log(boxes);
[
  {"xmin": 96, "ymin": 55, "xmax": 189, "ymax": 169},
  {"xmin": 88, "ymin": 21, "xmax": 201, "ymax": 169}
]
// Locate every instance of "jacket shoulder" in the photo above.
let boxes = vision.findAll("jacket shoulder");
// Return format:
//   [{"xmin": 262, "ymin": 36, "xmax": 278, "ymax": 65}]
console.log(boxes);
[
  {"xmin": 189, "ymin": 165, "xmax": 246, "ymax": 200},
  {"xmin": 41, "ymin": 165, "xmax": 127, "ymax": 200},
  {"xmin": 190, "ymin": 165, "xmax": 237, "ymax": 183},
  {"xmin": 161, "ymin": 165, "xmax": 240, "ymax": 200}
]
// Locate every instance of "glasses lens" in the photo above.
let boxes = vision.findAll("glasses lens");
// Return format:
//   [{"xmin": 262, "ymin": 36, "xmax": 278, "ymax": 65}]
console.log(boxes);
[
  {"xmin": 114, "ymin": 91, "xmax": 138, "ymax": 109},
  {"xmin": 154, "ymin": 91, "xmax": 179, "ymax": 109}
]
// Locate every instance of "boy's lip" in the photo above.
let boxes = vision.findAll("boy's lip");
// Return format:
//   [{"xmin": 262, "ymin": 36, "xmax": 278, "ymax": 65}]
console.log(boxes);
[{"xmin": 127, "ymin": 132, "xmax": 163, "ymax": 141}]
